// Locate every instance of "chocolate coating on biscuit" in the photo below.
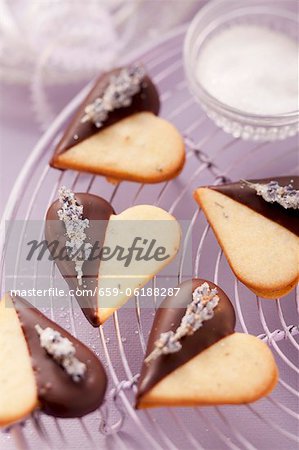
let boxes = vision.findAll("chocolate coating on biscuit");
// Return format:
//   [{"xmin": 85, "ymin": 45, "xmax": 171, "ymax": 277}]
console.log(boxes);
[
  {"xmin": 11, "ymin": 294, "xmax": 107, "ymax": 418},
  {"xmin": 212, "ymin": 176, "xmax": 298, "ymax": 236},
  {"xmin": 136, "ymin": 279, "xmax": 235, "ymax": 405},
  {"xmin": 45, "ymin": 193, "xmax": 115, "ymax": 326},
  {"xmin": 51, "ymin": 67, "xmax": 160, "ymax": 163}
]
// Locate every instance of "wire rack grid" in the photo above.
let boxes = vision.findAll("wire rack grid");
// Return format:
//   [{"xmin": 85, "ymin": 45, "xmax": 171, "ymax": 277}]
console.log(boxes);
[{"xmin": 0, "ymin": 26, "xmax": 298, "ymax": 450}]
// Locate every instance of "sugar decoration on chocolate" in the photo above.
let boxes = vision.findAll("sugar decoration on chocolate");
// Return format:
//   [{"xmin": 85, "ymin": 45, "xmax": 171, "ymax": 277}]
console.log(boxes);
[
  {"xmin": 145, "ymin": 282, "xmax": 219, "ymax": 364},
  {"xmin": 81, "ymin": 64, "xmax": 146, "ymax": 128},
  {"xmin": 57, "ymin": 186, "xmax": 92, "ymax": 285},
  {"xmin": 243, "ymin": 179, "xmax": 299, "ymax": 210},
  {"xmin": 35, "ymin": 324, "xmax": 86, "ymax": 382}
]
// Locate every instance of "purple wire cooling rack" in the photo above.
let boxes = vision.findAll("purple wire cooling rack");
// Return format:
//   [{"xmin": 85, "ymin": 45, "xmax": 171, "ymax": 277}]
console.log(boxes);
[{"xmin": 0, "ymin": 26, "xmax": 298, "ymax": 450}]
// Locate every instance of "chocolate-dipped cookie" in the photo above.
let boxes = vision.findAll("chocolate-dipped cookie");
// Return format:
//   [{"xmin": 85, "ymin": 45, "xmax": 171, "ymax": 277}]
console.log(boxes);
[
  {"xmin": 50, "ymin": 64, "xmax": 185, "ymax": 183},
  {"xmin": 45, "ymin": 187, "xmax": 181, "ymax": 326},
  {"xmin": 136, "ymin": 279, "xmax": 278, "ymax": 408},
  {"xmin": 0, "ymin": 293, "xmax": 107, "ymax": 426},
  {"xmin": 194, "ymin": 177, "xmax": 299, "ymax": 298}
]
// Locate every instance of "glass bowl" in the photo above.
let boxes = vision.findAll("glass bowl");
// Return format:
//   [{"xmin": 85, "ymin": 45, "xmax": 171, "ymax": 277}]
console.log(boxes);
[{"xmin": 183, "ymin": 0, "xmax": 299, "ymax": 141}]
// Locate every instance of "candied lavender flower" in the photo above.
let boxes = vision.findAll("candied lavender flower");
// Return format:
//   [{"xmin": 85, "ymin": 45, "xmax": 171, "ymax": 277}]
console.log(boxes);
[
  {"xmin": 35, "ymin": 325, "xmax": 86, "ymax": 382},
  {"xmin": 145, "ymin": 282, "xmax": 219, "ymax": 364},
  {"xmin": 243, "ymin": 179, "xmax": 299, "ymax": 210},
  {"xmin": 145, "ymin": 331, "xmax": 182, "ymax": 363},
  {"xmin": 81, "ymin": 63, "xmax": 146, "ymax": 127},
  {"xmin": 57, "ymin": 186, "xmax": 92, "ymax": 285}
]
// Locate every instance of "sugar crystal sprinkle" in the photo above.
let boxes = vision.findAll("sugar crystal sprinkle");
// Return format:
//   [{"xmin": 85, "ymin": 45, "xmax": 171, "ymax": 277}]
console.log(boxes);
[
  {"xmin": 35, "ymin": 324, "xmax": 86, "ymax": 382},
  {"xmin": 81, "ymin": 64, "xmax": 146, "ymax": 128},
  {"xmin": 242, "ymin": 179, "xmax": 299, "ymax": 210},
  {"xmin": 57, "ymin": 186, "xmax": 92, "ymax": 285},
  {"xmin": 145, "ymin": 282, "xmax": 219, "ymax": 364}
]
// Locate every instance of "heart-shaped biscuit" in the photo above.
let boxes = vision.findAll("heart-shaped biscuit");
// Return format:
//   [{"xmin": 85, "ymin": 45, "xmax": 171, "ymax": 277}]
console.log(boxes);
[
  {"xmin": 136, "ymin": 279, "xmax": 278, "ymax": 408},
  {"xmin": 46, "ymin": 188, "xmax": 181, "ymax": 325},
  {"xmin": 0, "ymin": 293, "xmax": 107, "ymax": 427},
  {"xmin": 50, "ymin": 65, "xmax": 185, "ymax": 183},
  {"xmin": 194, "ymin": 177, "xmax": 299, "ymax": 298}
]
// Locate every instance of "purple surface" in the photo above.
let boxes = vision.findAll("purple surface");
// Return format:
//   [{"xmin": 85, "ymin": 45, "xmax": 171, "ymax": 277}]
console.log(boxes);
[{"xmin": 0, "ymin": 25, "xmax": 298, "ymax": 450}]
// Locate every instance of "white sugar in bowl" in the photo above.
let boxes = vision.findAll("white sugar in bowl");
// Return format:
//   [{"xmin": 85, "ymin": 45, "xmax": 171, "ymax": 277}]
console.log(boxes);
[{"xmin": 184, "ymin": 0, "xmax": 299, "ymax": 141}]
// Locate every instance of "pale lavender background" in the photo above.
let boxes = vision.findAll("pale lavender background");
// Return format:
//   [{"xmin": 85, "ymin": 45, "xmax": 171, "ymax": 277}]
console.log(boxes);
[{"xmin": 0, "ymin": 0, "xmax": 204, "ymax": 216}]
